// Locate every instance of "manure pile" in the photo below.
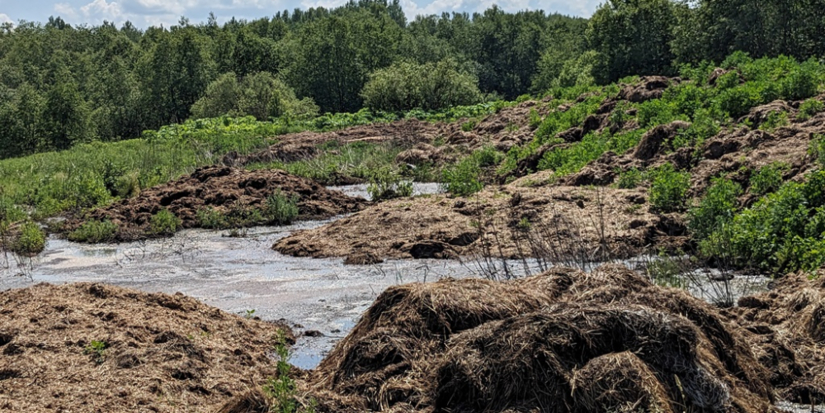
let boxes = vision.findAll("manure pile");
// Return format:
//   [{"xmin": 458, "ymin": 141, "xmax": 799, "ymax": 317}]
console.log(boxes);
[
  {"xmin": 0, "ymin": 283, "xmax": 292, "ymax": 412},
  {"xmin": 67, "ymin": 165, "xmax": 366, "ymax": 241},
  {"xmin": 297, "ymin": 264, "xmax": 789, "ymax": 412}
]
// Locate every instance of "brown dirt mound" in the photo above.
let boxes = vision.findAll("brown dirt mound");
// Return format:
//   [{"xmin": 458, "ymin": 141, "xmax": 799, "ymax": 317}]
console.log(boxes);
[
  {"xmin": 67, "ymin": 165, "xmax": 366, "ymax": 242},
  {"xmin": 0, "ymin": 282, "xmax": 292, "ymax": 412},
  {"xmin": 304, "ymin": 264, "xmax": 775, "ymax": 412},
  {"xmin": 273, "ymin": 184, "xmax": 685, "ymax": 263},
  {"xmin": 618, "ymin": 76, "xmax": 677, "ymax": 103}
]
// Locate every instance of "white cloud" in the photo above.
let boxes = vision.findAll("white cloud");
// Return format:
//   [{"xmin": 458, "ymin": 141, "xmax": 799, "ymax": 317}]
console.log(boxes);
[
  {"xmin": 0, "ymin": 13, "xmax": 12, "ymax": 25},
  {"xmin": 54, "ymin": 3, "xmax": 80, "ymax": 20},
  {"xmin": 81, "ymin": 0, "xmax": 125, "ymax": 21}
]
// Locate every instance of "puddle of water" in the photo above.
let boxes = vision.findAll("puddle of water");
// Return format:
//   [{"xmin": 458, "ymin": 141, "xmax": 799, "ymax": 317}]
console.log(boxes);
[{"xmin": 327, "ymin": 182, "xmax": 443, "ymax": 201}]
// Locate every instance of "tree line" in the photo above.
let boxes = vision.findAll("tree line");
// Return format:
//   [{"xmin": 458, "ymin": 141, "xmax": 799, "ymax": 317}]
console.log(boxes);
[{"xmin": 1, "ymin": 0, "xmax": 824, "ymax": 159}]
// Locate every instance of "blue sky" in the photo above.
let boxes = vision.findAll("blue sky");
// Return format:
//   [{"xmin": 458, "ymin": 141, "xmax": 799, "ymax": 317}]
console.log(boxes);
[{"xmin": 0, "ymin": 0, "xmax": 600, "ymax": 28}]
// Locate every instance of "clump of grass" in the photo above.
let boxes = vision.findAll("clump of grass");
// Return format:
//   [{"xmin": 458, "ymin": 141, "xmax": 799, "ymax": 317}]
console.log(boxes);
[
  {"xmin": 367, "ymin": 168, "xmax": 413, "ymax": 201},
  {"xmin": 150, "ymin": 209, "xmax": 180, "ymax": 235},
  {"xmin": 68, "ymin": 220, "xmax": 118, "ymax": 243},
  {"xmin": 648, "ymin": 164, "xmax": 691, "ymax": 213},
  {"xmin": 196, "ymin": 207, "xmax": 227, "ymax": 229},
  {"xmin": 264, "ymin": 191, "xmax": 300, "ymax": 225},
  {"xmin": 809, "ymin": 134, "xmax": 825, "ymax": 167},
  {"xmin": 12, "ymin": 221, "xmax": 46, "ymax": 255},
  {"xmin": 461, "ymin": 120, "xmax": 477, "ymax": 132}
]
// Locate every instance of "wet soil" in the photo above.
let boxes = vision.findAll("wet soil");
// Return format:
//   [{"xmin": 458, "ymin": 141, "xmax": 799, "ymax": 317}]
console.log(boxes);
[{"xmin": 66, "ymin": 165, "xmax": 366, "ymax": 242}]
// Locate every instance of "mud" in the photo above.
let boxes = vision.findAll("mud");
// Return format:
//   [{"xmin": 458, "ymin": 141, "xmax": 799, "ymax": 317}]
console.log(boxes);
[
  {"xmin": 0, "ymin": 282, "xmax": 292, "ymax": 412},
  {"xmin": 66, "ymin": 165, "xmax": 366, "ymax": 242},
  {"xmin": 274, "ymin": 183, "xmax": 685, "ymax": 263}
]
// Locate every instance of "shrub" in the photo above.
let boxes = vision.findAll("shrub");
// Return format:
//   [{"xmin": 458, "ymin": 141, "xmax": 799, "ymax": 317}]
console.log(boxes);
[
  {"xmin": 758, "ymin": 111, "xmax": 789, "ymax": 130},
  {"xmin": 150, "ymin": 209, "xmax": 180, "ymax": 235},
  {"xmin": 688, "ymin": 178, "xmax": 741, "ymax": 240},
  {"xmin": 68, "ymin": 220, "xmax": 118, "ymax": 243},
  {"xmin": 648, "ymin": 164, "xmax": 691, "ymax": 212},
  {"xmin": 809, "ymin": 134, "xmax": 825, "ymax": 167},
  {"xmin": 264, "ymin": 191, "xmax": 300, "ymax": 225},
  {"xmin": 196, "ymin": 207, "xmax": 227, "ymax": 229},
  {"xmin": 798, "ymin": 98, "xmax": 825, "ymax": 121},
  {"xmin": 443, "ymin": 158, "xmax": 483, "ymax": 197},
  {"xmin": 115, "ymin": 172, "xmax": 140, "ymax": 198},
  {"xmin": 13, "ymin": 221, "xmax": 46, "ymax": 255},
  {"xmin": 615, "ymin": 168, "xmax": 644, "ymax": 189},
  {"xmin": 367, "ymin": 169, "xmax": 413, "ymax": 201},
  {"xmin": 461, "ymin": 120, "xmax": 477, "ymax": 132},
  {"xmin": 191, "ymin": 72, "xmax": 318, "ymax": 121},
  {"xmin": 361, "ymin": 58, "xmax": 482, "ymax": 112},
  {"xmin": 749, "ymin": 163, "xmax": 787, "ymax": 195}
]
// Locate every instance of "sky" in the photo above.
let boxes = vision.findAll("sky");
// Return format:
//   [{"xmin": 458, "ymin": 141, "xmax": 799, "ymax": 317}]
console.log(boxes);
[{"xmin": 0, "ymin": 0, "xmax": 600, "ymax": 29}]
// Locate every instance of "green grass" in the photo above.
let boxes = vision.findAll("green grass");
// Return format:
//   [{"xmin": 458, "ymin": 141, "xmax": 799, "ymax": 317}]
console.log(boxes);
[{"xmin": 68, "ymin": 220, "xmax": 119, "ymax": 243}]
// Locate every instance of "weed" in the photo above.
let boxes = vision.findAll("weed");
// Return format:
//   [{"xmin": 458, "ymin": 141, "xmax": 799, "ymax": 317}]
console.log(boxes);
[
  {"xmin": 688, "ymin": 178, "xmax": 741, "ymax": 240},
  {"xmin": 12, "ymin": 222, "xmax": 46, "ymax": 255},
  {"xmin": 528, "ymin": 109, "xmax": 542, "ymax": 130},
  {"xmin": 150, "ymin": 209, "xmax": 180, "ymax": 235},
  {"xmin": 798, "ymin": 98, "xmax": 825, "ymax": 121},
  {"xmin": 461, "ymin": 120, "xmax": 477, "ymax": 132},
  {"xmin": 749, "ymin": 162, "xmax": 788, "ymax": 195},
  {"xmin": 759, "ymin": 111, "xmax": 789, "ymax": 131},
  {"xmin": 196, "ymin": 207, "xmax": 227, "ymax": 229},
  {"xmin": 264, "ymin": 191, "xmax": 300, "ymax": 225},
  {"xmin": 84, "ymin": 340, "xmax": 107, "ymax": 364},
  {"xmin": 68, "ymin": 220, "xmax": 118, "ymax": 243},
  {"xmin": 648, "ymin": 164, "xmax": 691, "ymax": 213},
  {"xmin": 244, "ymin": 309, "xmax": 256, "ymax": 319},
  {"xmin": 442, "ymin": 159, "xmax": 483, "ymax": 197},
  {"xmin": 809, "ymin": 134, "xmax": 825, "ymax": 167},
  {"xmin": 263, "ymin": 331, "xmax": 315, "ymax": 413},
  {"xmin": 615, "ymin": 168, "xmax": 644, "ymax": 189}
]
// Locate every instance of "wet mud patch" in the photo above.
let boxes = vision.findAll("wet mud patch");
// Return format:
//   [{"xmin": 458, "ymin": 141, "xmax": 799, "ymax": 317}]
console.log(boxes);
[
  {"xmin": 0, "ymin": 282, "xmax": 292, "ymax": 412},
  {"xmin": 67, "ymin": 165, "xmax": 367, "ymax": 242}
]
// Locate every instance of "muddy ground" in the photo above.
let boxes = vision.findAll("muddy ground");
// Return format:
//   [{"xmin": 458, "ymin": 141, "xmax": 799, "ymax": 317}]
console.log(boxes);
[
  {"xmin": 66, "ymin": 165, "xmax": 367, "ymax": 241},
  {"xmin": 0, "ymin": 282, "xmax": 293, "ymax": 412}
]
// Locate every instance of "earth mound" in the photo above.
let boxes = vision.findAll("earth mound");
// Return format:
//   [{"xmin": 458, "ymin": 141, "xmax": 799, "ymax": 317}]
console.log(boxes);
[
  {"xmin": 301, "ymin": 264, "xmax": 775, "ymax": 412},
  {"xmin": 0, "ymin": 282, "xmax": 291, "ymax": 412},
  {"xmin": 273, "ymin": 184, "xmax": 684, "ymax": 263},
  {"xmin": 68, "ymin": 165, "xmax": 367, "ymax": 241}
]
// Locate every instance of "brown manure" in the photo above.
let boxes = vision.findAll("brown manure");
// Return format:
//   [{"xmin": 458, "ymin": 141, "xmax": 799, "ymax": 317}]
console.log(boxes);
[
  {"xmin": 0, "ymin": 283, "xmax": 292, "ymax": 412},
  {"xmin": 308, "ymin": 264, "xmax": 776, "ymax": 412}
]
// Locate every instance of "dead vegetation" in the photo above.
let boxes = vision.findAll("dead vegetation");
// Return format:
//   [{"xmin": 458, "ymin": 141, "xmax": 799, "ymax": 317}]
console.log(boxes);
[
  {"xmin": 0, "ymin": 282, "xmax": 294, "ymax": 412},
  {"xmin": 284, "ymin": 264, "xmax": 778, "ymax": 412}
]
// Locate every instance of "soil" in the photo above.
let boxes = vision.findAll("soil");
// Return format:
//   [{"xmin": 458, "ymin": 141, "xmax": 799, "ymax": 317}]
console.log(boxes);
[
  {"xmin": 66, "ymin": 165, "xmax": 367, "ymax": 242},
  {"xmin": 0, "ymin": 282, "xmax": 292, "ymax": 412},
  {"xmin": 274, "ymin": 183, "xmax": 685, "ymax": 263}
]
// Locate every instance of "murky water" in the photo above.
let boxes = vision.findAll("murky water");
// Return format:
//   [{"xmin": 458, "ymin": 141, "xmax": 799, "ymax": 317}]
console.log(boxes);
[{"xmin": 0, "ymin": 184, "xmax": 771, "ymax": 371}]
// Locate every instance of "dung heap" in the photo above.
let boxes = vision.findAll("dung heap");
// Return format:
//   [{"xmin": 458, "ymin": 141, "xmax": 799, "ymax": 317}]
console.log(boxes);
[{"xmin": 295, "ymin": 264, "xmax": 777, "ymax": 412}]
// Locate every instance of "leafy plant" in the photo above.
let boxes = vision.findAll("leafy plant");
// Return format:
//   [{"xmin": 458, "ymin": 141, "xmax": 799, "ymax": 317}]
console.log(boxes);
[
  {"xmin": 615, "ymin": 168, "xmax": 644, "ymax": 189},
  {"xmin": 263, "ymin": 331, "xmax": 315, "ymax": 413},
  {"xmin": 68, "ymin": 220, "xmax": 118, "ymax": 243},
  {"xmin": 150, "ymin": 209, "xmax": 181, "ymax": 235},
  {"xmin": 84, "ymin": 340, "xmax": 108, "ymax": 364},
  {"xmin": 648, "ymin": 164, "xmax": 691, "ymax": 213},
  {"xmin": 196, "ymin": 207, "xmax": 227, "ymax": 229},
  {"xmin": 798, "ymin": 98, "xmax": 825, "ymax": 121},
  {"xmin": 367, "ymin": 168, "xmax": 413, "ymax": 201},
  {"xmin": 442, "ymin": 159, "xmax": 483, "ymax": 197},
  {"xmin": 12, "ymin": 221, "xmax": 46, "ymax": 255},
  {"xmin": 688, "ymin": 178, "xmax": 741, "ymax": 240},
  {"xmin": 264, "ymin": 191, "xmax": 300, "ymax": 225},
  {"xmin": 749, "ymin": 163, "xmax": 788, "ymax": 195}
]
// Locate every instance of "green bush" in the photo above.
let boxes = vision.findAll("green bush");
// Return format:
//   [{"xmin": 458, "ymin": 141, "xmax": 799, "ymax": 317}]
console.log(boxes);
[
  {"xmin": 798, "ymin": 98, "xmax": 825, "ymax": 121},
  {"xmin": 13, "ymin": 221, "xmax": 46, "ymax": 254},
  {"xmin": 191, "ymin": 72, "xmax": 319, "ymax": 121},
  {"xmin": 367, "ymin": 169, "xmax": 413, "ymax": 201},
  {"xmin": 759, "ymin": 111, "xmax": 789, "ymax": 130},
  {"xmin": 150, "ymin": 209, "xmax": 180, "ymax": 235},
  {"xmin": 688, "ymin": 178, "xmax": 741, "ymax": 240},
  {"xmin": 196, "ymin": 207, "xmax": 227, "ymax": 229},
  {"xmin": 361, "ymin": 58, "xmax": 482, "ymax": 112},
  {"xmin": 264, "ymin": 191, "xmax": 300, "ymax": 225},
  {"xmin": 702, "ymin": 170, "xmax": 825, "ymax": 273},
  {"xmin": 809, "ymin": 134, "xmax": 825, "ymax": 167},
  {"xmin": 749, "ymin": 163, "xmax": 788, "ymax": 195},
  {"xmin": 68, "ymin": 220, "xmax": 119, "ymax": 243},
  {"xmin": 649, "ymin": 164, "xmax": 691, "ymax": 212},
  {"xmin": 615, "ymin": 168, "xmax": 645, "ymax": 189},
  {"xmin": 443, "ymin": 158, "xmax": 483, "ymax": 197}
]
